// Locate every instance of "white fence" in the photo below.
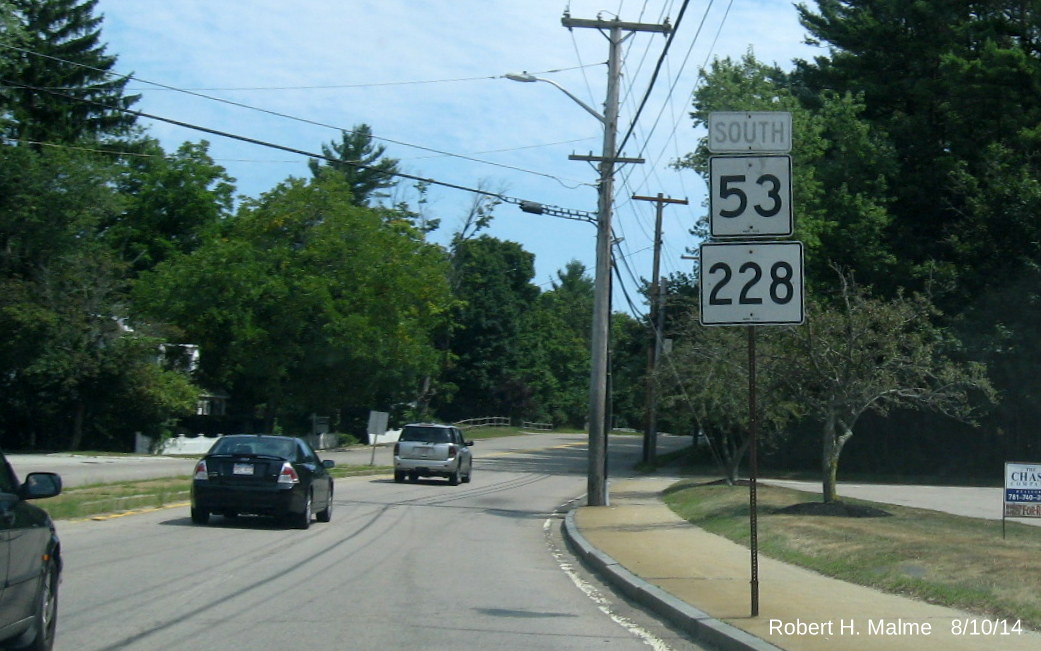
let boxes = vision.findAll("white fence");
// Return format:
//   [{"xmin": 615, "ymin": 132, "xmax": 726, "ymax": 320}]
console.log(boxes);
[
  {"xmin": 521, "ymin": 421, "xmax": 553, "ymax": 431},
  {"xmin": 369, "ymin": 429, "xmax": 401, "ymax": 445},
  {"xmin": 135, "ymin": 432, "xmax": 339, "ymax": 455},
  {"xmin": 454, "ymin": 416, "xmax": 510, "ymax": 430}
]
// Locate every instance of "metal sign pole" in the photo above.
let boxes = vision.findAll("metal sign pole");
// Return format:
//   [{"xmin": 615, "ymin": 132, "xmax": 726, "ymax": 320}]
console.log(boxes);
[
  {"xmin": 749, "ymin": 325, "xmax": 759, "ymax": 617},
  {"xmin": 703, "ymin": 111, "xmax": 796, "ymax": 620}
]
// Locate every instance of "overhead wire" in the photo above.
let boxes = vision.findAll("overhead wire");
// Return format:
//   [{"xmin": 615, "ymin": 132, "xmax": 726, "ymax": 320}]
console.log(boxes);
[
  {"xmin": 609, "ymin": 0, "xmax": 702, "ymax": 316},
  {"xmin": 120, "ymin": 63, "xmax": 600, "ymax": 92},
  {"xmin": 608, "ymin": 0, "xmax": 741, "ymax": 321},
  {"xmin": 1, "ymin": 78, "xmax": 595, "ymax": 224},
  {"xmin": 643, "ymin": 0, "xmax": 733, "ymax": 173},
  {"xmin": 604, "ymin": 1, "xmax": 671, "ymax": 313},
  {"xmin": 604, "ymin": 0, "xmax": 743, "ymax": 442},
  {"xmin": 13, "ymin": 3, "xmax": 717, "ymax": 314},
  {"xmin": 7, "ymin": 2, "xmax": 737, "ymax": 333},
  {"xmin": 614, "ymin": 0, "xmax": 692, "ymax": 157},
  {"xmin": 615, "ymin": 0, "xmax": 738, "ymax": 288},
  {"xmin": 0, "ymin": 43, "xmax": 592, "ymax": 189}
]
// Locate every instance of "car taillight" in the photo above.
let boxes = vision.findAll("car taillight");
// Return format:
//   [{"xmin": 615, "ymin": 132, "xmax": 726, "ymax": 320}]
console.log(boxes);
[
  {"xmin": 193, "ymin": 460, "xmax": 208, "ymax": 480},
  {"xmin": 393, "ymin": 442, "xmax": 400, "ymax": 456},
  {"xmin": 448, "ymin": 444, "xmax": 458, "ymax": 457},
  {"xmin": 277, "ymin": 462, "xmax": 300, "ymax": 485}
]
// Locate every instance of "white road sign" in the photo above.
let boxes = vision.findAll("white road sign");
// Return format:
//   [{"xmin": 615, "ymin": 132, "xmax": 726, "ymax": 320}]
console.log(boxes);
[
  {"xmin": 700, "ymin": 241, "xmax": 804, "ymax": 326},
  {"xmin": 709, "ymin": 155, "xmax": 792, "ymax": 237},
  {"xmin": 708, "ymin": 111, "xmax": 792, "ymax": 153}
]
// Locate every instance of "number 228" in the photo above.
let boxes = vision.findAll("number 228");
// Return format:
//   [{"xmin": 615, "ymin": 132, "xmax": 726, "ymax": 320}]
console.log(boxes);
[{"xmin": 708, "ymin": 260, "xmax": 795, "ymax": 305}]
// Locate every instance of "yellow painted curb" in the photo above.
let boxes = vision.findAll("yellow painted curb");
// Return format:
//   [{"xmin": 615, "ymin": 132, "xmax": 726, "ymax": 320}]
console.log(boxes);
[{"xmin": 80, "ymin": 500, "xmax": 191, "ymax": 522}]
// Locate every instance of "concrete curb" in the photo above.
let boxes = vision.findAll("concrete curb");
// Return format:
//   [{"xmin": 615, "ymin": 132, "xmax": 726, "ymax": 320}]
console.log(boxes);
[{"xmin": 563, "ymin": 510, "xmax": 779, "ymax": 651}]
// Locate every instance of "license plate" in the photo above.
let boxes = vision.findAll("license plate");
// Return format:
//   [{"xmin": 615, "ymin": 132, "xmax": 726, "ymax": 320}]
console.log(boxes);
[
  {"xmin": 233, "ymin": 463, "xmax": 254, "ymax": 475},
  {"xmin": 418, "ymin": 446, "xmax": 432, "ymax": 458}
]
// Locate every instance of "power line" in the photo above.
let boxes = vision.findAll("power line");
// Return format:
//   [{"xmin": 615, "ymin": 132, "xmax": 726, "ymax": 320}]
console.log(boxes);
[
  {"xmin": 121, "ymin": 63, "xmax": 602, "ymax": 91},
  {"xmin": 2, "ymin": 79, "xmax": 595, "ymax": 224},
  {"xmin": 615, "ymin": 0, "xmax": 691, "ymax": 155},
  {"xmin": 0, "ymin": 43, "xmax": 590, "ymax": 189}
]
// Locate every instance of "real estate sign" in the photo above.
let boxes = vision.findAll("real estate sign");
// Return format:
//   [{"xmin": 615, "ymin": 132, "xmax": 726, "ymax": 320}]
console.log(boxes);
[{"xmin": 1004, "ymin": 461, "xmax": 1041, "ymax": 518}]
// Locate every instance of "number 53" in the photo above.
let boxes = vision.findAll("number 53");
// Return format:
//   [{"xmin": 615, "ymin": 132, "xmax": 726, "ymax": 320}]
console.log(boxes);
[{"xmin": 708, "ymin": 155, "xmax": 792, "ymax": 237}]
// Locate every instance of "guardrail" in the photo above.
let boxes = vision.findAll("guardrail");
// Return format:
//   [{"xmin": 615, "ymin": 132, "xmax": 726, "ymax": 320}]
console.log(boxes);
[
  {"xmin": 453, "ymin": 417, "xmax": 510, "ymax": 430},
  {"xmin": 521, "ymin": 421, "xmax": 553, "ymax": 431}
]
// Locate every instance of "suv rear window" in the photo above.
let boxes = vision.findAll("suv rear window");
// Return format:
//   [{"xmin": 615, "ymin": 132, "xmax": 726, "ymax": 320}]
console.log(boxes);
[{"xmin": 400, "ymin": 426, "xmax": 452, "ymax": 443}]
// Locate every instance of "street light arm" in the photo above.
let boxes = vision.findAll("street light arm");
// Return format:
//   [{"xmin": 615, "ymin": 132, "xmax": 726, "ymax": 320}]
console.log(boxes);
[{"xmin": 505, "ymin": 72, "xmax": 605, "ymax": 124}]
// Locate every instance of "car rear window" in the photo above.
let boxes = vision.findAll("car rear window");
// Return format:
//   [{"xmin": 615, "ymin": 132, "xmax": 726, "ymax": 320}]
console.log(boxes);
[
  {"xmin": 211, "ymin": 437, "xmax": 296, "ymax": 459},
  {"xmin": 400, "ymin": 427, "xmax": 451, "ymax": 443}
]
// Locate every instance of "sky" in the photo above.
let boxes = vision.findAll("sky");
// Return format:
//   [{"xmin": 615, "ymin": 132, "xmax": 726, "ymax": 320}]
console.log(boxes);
[{"xmin": 93, "ymin": 0, "xmax": 818, "ymax": 315}]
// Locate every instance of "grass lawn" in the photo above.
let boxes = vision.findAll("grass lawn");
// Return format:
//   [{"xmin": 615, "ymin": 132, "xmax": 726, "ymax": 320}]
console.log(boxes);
[{"xmin": 663, "ymin": 479, "xmax": 1041, "ymax": 631}]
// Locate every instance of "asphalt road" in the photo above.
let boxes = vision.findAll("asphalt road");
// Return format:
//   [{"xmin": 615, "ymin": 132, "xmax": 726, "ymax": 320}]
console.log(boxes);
[
  {"xmin": 7, "ymin": 452, "xmax": 197, "ymax": 487},
  {"xmin": 50, "ymin": 433, "xmax": 708, "ymax": 650}
]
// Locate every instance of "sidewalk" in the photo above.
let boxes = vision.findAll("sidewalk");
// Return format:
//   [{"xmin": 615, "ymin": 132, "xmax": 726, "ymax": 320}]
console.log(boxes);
[{"xmin": 563, "ymin": 477, "xmax": 1041, "ymax": 651}]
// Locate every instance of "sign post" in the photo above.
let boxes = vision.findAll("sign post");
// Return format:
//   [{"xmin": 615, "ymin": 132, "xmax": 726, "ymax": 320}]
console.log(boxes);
[
  {"xmin": 368, "ymin": 410, "xmax": 389, "ymax": 465},
  {"xmin": 702, "ymin": 111, "xmax": 800, "ymax": 617}
]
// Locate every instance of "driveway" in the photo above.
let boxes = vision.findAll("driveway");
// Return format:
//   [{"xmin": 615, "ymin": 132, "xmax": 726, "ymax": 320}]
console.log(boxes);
[{"xmin": 764, "ymin": 478, "xmax": 1040, "ymax": 527}]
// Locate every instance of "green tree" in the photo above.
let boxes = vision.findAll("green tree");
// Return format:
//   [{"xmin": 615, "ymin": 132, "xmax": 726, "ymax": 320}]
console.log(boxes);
[
  {"xmin": 436, "ymin": 235, "xmax": 539, "ymax": 421},
  {"xmin": 0, "ymin": 145, "xmax": 198, "ymax": 449},
  {"xmin": 790, "ymin": 0, "xmax": 1041, "ymax": 478},
  {"xmin": 677, "ymin": 51, "xmax": 898, "ymax": 291},
  {"xmin": 134, "ymin": 174, "xmax": 453, "ymax": 432},
  {"xmin": 1, "ymin": 0, "xmax": 139, "ymax": 143},
  {"xmin": 796, "ymin": 0, "xmax": 1041, "ymax": 303},
  {"xmin": 516, "ymin": 261, "xmax": 593, "ymax": 426},
  {"xmin": 608, "ymin": 311, "xmax": 651, "ymax": 432},
  {"xmin": 664, "ymin": 304, "xmax": 799, "ymax": 483},
  {"xmin": 777, "ymin": 271, "xmax": 994, "ymax": 502},
  {"xmin": 308, "ymin": 124, "xmax": 399, "ymax": 206},
  {"xmin": 106, "ymin": 139, "xmax": 236, "ymax": 275}
]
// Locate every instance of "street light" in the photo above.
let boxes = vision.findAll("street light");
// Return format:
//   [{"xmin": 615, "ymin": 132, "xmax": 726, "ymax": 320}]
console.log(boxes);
[
  {"xmin": 504, "ymin": 72, "xmax": 606, "ymax": 124},
  {"xmin": 506, "ymin": 68, "xmax": 620, "ymax": 507}
]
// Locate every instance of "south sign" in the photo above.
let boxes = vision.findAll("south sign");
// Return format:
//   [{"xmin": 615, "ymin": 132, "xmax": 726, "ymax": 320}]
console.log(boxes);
[{"xmin": 708, "ymin": 111, "xmax": 792, "ymax": 153}]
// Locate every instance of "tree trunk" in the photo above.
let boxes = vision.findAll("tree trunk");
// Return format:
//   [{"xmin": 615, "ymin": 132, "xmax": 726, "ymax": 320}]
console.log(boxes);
[
  {"xmin": 69, "ymin": 400, "xmax": 85, "ymax": 451},
  {"xmin": 723, "ymin": 433, "xmax": 751, "ymax": 485},
  {"xmin": 821, "ymin": 413, "xmax": 854, "ymax": 503}
]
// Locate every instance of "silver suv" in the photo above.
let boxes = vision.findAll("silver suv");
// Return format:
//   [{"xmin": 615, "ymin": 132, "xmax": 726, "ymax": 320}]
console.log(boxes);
[{"xmin": 393, "ymin": 423, "xmax": 473, "ymax": 485}]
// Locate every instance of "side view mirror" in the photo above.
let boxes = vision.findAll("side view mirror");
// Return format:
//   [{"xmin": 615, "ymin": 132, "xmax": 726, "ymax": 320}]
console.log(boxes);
[
  {"xmin": 465, "ymin": 440, "xmax": 474, "ymax": 447},
  {"xmin": 322, "ymin": 459, "xmax": 335, "ymax": 469},
  {"xmin": 21, "ymin": 472, "xmax": 62, "ymax": 500}
]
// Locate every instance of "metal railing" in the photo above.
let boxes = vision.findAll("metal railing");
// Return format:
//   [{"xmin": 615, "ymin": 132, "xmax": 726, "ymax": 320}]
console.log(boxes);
[
  {"xmin": 521, "ymin": 421, "xmax": 553, "ymax": 431},
  {"xmin": 452, "ymin": 417, "xmax": 554, "ymax": 432},
  {"xmin": 453, "ymin": 416, "xmax": 510, "ymax": 430}
]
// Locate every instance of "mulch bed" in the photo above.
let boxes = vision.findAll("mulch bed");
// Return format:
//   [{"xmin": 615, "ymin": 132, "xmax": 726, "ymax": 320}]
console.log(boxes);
[{"xmin": 773, "ymin": 501, "xmax": 892, "ymax": 518}]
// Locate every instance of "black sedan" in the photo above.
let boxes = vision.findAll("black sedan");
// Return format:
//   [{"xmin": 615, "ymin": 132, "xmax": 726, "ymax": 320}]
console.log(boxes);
[
  {"xmin": 0, "ymin": 451, "xmax": 62, "ymax": 651},
  {"xmin": 190, "ymin": 435, "xmax": 334, "ymax": 529}
]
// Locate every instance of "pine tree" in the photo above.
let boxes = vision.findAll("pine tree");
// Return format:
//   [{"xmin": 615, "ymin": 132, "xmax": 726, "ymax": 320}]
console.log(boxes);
[
  {"xmin": 2, "ymin": 0, "xmax": 139, "ymax": 143},
  {"xmin": 795, "ymin": 1, "xmax": 1041, "ymax": 300},
  {"xmin": 308, "ymin": 124, "xmax": 400, "ymax": 206}
]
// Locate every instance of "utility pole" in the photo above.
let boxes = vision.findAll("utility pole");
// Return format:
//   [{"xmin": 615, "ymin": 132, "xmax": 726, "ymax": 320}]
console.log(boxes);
[
  {"xmin": 633, "ymin": 193, "xmax": 687, "ymax": 466},
  {"xmin": 562, "ymin": 11, "xmax": 670, "ymax": 506}
]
